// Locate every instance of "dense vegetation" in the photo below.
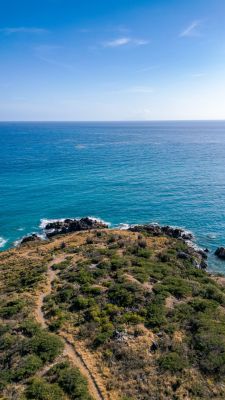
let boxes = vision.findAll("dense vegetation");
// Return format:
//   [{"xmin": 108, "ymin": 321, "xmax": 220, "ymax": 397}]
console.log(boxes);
[
  {"xmin": 0, "ymin": 244, "xmax": 92, "ymax": 400},
  {"xmin": 1, "ymin": 228, "xmax": 225, "ymax": 399}
]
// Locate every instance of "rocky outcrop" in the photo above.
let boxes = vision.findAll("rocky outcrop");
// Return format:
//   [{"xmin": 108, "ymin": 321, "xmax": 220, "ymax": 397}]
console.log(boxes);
[
  {"xmin": 43, "ymin": 218, "xmax": 108, "ymax": 238},
  {"xmin": 129, "ymin": 224, "xmax": 209, "ymax": 269},
  {"xmin": 21, "ymin": 234, "xmax": 41, "ymax": 244},
  {"xmin": 215, "ymin": 247, "xmax": 225, "ymax": 260},
  {"xmin": 129, "ymin": 224, "xmax": 193, "ymax": 241}
]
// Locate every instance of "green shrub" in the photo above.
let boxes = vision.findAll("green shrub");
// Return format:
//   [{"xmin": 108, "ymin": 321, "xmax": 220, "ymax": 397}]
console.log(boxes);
[
  {"xmin": 147, "ymin": 300, "xmax": 167, "ymax": 329},
  {"xmin": 49, "ymin": 318, "xmax": 64, "ymax": 332},
  {"xmin": 52, "ymin": 260, "xmax": 70, "ymax": 271},
  {"xmin": 74, "ymin": 269, "xmax": 94, "ymax": 285},
  {"xmin": 158, "ymin": 352, "xmax": 188, "ymax": 372},
  {"xmin": 25, "ymin": 331, "xmax": 63, "ymax": 362},
  {"xmin": 158, "ymin": 252, "xmax": 171, "ymax": 263},
  {"xmin": 0, "ymin": 324, "xmax": 10, "ymax": 336},
  {"xmin": 55, "ymin": 285, "xmax": 74, "ymax": 303},
  {"xmin": 110, "ymin": 257, "xmax": 127, "ymax": 271},
  {"xmin": 20, "ymin": 320, "xmax": 41, "ymax": 337},
  {"xmin": 0, "ymin": 332, "xmax": 18, "ymax": 350},
  {"xmin": 70, "ymin": 295, "xmax": 90, "ymax": 311},
  {"xmin": 0, "ymin": 370, "xmax": 12, "ymax": 390},
  {"xmin": 25, "ymin": 377, "xmax": 65, "ymax": 400},
  {"xmin": 0, "ymin": 299, "xmax": 25, "ymax": 318},
  {"xmin": 189, "ymin": 298, "xmax": 218, "ymax": 313},
  {"xmin": 200, "ymin": 284, "xmax": 225, "ymax": 305},
  {"xmin": 108, "ymin": 284, "xmax": 137, "ymax": 308},
  {"xmin": 122, "ymin": 312, "xmax": 144, "ymax": 324},
  {"xmin": 133, "ymin": 247, "xmax": 151, "ymax": 258},
  {"xmin": 191, "ymin": 316, "xmax": 225, "ymax": 376},
  {"xmin": 14, "ymin": 355, "xmax": 43, "ymax": 381},
  {"xmin": 48, "ymin": 362, "xmax": 92, "ymax": 400},
  {"xmin": 18, "ymin": 265, "xmax": 47, "ymax": 289},
  {"xmin": 155, "ymin": 276, "xmax": 192, "ymax": 299},
  {"xmin": 93, "ymin": 331, "xmax": 112, "ymax": 347}
]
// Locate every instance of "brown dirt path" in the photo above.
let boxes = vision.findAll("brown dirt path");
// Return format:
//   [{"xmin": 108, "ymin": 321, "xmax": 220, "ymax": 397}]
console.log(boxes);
[{"xmin": 35, "ymin": 255, "xmax": 108, "ymax": 400}]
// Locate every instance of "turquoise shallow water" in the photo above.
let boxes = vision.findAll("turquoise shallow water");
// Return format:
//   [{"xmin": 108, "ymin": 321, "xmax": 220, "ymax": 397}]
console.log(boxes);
[{"xmin": 0, "ymin": 121, "xmax": 225, "ymax": 272}]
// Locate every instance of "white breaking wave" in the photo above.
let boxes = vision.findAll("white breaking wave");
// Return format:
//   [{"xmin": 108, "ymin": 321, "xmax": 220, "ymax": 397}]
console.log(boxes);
[
  {"xmin": 117, "ymin": 223, "xmax": 130, "ymax": 230},
  {"xmin": 14, "ymin": 233, "xmax": 46, "ymax": 247},
  {"xmin": 40, "ymin": 216, "xmax": 111, "ymax": 230},
  {"xmin": 39, "ymin": 218, "xmax": 66, "ymax": 229},
  {"xmin": 0, "ymin": 237, "xmax": 7, "ymax": 248},
  {"xmin": 206, "ymin": 233, "xmax": 217, "ymax": 240},
  {"xmin": 186, "ymin": 240, "xmax": 203, "ymax": 252},
  {"xmin": 87, "ymin": 216, "xmax": 111, "ymax": 227}
]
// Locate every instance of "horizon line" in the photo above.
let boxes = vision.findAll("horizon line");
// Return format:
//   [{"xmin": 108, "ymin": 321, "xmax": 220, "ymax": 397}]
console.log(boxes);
[{"xmin": 0, "ymin": 119, "xmax": 225, "ymax": 123}]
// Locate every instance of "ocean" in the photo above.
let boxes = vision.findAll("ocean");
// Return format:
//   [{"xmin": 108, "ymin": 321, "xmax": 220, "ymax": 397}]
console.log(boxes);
[{"xmin": 0, "ymin": 121, "xmax": 225, "ymax": 272}]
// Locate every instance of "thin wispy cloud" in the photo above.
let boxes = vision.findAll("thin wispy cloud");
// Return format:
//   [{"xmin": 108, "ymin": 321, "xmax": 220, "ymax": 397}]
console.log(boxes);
[
  {"xmin": 35, "ymin": 45, "xmax": 73, "ymax": 70},
  {"xmin": 180, "ymin": 20, "xmax": 201, "ymax": 37},
  {"xmin": 111, "ymin": 86, "xmax": 154, "ymax": 94},
  {"xmin": 103, "ymin": 37, "xmax": 130, "ymax": 47},
  {"xmin": 103, "ymin": 37, "xmax": 149, "ymax": 48},
  {"xmin": 0, "ymin": 27, "xmax": 48, "ymax": 35}
]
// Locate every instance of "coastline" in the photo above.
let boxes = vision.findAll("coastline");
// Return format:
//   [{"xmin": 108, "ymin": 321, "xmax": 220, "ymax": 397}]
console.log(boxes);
[
  {"xmin": 1, "ymin": 216, "xmax": 224, "ymax": 273},
  {"xmin": 12, "ymin": 217, "xmax": 209, "ymax": 268}
]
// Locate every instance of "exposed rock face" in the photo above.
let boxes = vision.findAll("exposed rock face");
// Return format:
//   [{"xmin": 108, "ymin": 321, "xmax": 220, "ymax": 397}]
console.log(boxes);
[
  {"xmin": 200, "ymin": 259, "xmax": 208, "ymax": 269},
  {"xmin": 44, "ymin": 217, "xmax": 108, "ymax": 238},
  {"xmin": 215, "ymin": 247, "xmax": 225, "ymax": 260},
  {"xmin": 198, "ymin": 249, "xmax": 208, "ymax": 259},
  {"xmin": 21, "ymin": 234, "xmax": 41, "ymax": 244},
  {"xmin": 129, "ymin": 224, "xmax": 193, "ymax": 241},
  {"xmin": 177, "ymin": 251, "xmax": 190, "ymax": 260}
]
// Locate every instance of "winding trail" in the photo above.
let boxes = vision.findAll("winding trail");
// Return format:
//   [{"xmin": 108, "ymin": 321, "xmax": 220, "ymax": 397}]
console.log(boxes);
[{"xmin": 35, "ymin": 255, "xmax": 108, "ymax": 400}]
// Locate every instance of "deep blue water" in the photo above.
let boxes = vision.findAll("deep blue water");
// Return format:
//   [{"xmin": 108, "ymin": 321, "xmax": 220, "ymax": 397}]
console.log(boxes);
[{"xmin": 1, "ymin": 121, "xmax": 225, "ymax": 272}]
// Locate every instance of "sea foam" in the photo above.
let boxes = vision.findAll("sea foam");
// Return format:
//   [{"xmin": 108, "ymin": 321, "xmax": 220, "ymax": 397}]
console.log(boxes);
[
  {"xmin": 40, "ymin": 216, "xmax": 111, "ymax": 230},
  {"xmin": 0, "ymin": 237, "xmax": 8, "ymax": 248}
]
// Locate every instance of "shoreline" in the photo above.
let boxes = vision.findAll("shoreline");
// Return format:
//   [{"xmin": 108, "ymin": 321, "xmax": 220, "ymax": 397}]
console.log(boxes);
[
  {"xmin": 1, "ymin": 216, "xmax": 224, "ymax": 273},
  {"xmin": 9, "ymin": 217, "xmax": 209, "ymax": 269}
]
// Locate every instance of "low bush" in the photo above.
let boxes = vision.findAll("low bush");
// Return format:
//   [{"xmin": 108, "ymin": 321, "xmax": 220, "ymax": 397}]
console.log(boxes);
[
  {"xmin": 158, "ymin": 351, "xmax": 188, "ymax": 372},
  {"xmin": 146, "ymin": 300, "xmax": 167, "ymax": 329},
  {"xmin": 25, "ymin": 377, "xmax": 65, "ymax": 400},
  {"xmin": 48, "ymin": 362, "xmax": 92, "ymax": 400},
  {"xmin": 0, "ymin": 299, "xmax": 25, "ymax": 319},
  {"xmin": 13, "ymin": 354, "xmax": 43, "ymax": 381},
  {"xmin": 154, "ymin": 276, "xmax": 192, "ymax": 299},
  {"xmin": 25, "ymin": 331, "xmax": 63, "ymax": 362}
]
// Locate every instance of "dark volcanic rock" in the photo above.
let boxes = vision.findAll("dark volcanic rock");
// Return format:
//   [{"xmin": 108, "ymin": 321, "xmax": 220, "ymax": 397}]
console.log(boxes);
[
  {"xmin": 215, "ymin": 247, "xmax": 225, "ymax": 260},
  {"xmin": 150, "ymin": 341, "xmax": 158, "ymax": 352},
  {"xmin": 177, "ymin": 251, "xmax": 190, "ymax": 260},
  {"xmin": 44, "ymin": 217, "xmax": 108, "ymax": 238},
  {"xmin": 129, "ymin": 224, "xmax": 193, "ymax": 241},
  {"xmin": 21, "ymin": 234, "xmax": 41, "ymax": 244},
  {"xmin": 198, "ymin": 250, "xmax": 208, "ymax": 259},
  {"xmin": 129, "ymin": 223, "xmax": 209, "ymax": 269},
  {"xmin": 200, "ymin": 260, "xmax": 208, "ymax": 270}
]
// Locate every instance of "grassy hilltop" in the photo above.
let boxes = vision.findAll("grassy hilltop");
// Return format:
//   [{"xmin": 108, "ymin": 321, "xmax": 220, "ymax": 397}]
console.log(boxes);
[{"xmin": 1, "ymin": 228, "xmax": 225, "ymax": 399}]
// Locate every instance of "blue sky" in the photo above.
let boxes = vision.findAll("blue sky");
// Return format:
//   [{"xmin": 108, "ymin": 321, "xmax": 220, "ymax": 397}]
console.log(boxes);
[{"xmin": 0, "ymin": 0, "xmax": 225, "ymax": 120}]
